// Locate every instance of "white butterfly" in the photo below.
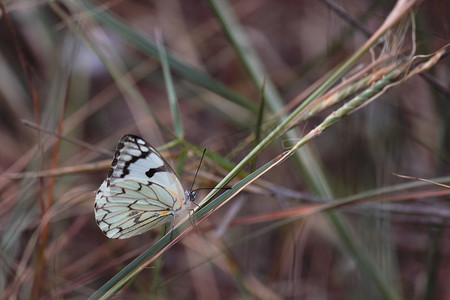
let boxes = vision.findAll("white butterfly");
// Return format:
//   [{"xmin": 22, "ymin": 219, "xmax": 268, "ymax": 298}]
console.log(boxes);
[{"xmin": 94, "ymin": 135, "xmax": 196, "ymax": 239}]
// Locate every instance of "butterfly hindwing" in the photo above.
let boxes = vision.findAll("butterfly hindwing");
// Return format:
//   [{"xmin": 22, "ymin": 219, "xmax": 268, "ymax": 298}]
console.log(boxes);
[{"xmin": 94, "ymin": 135, "xmax": 187, "ymax": 239}]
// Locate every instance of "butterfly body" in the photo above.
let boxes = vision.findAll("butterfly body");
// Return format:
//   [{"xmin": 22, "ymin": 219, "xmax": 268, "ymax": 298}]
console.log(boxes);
[{"xmin": 95, "ymin": 135, "xmax": 193, "ymax": 239}]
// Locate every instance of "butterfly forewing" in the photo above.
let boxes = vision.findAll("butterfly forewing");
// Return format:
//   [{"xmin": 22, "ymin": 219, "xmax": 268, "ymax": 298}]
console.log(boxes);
[{"xmin": 94, "ymin": 135, "xmax": 187, "ymax": 239}]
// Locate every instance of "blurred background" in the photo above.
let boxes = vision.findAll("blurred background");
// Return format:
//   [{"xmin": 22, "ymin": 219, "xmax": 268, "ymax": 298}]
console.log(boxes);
[{"xmin": 0, "ymin": 0, "xmax": 449, "ymax": 299}]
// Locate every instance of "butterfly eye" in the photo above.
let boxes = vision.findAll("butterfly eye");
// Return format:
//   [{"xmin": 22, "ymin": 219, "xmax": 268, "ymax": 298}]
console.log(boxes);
[{"xmin": 188, "ymin": 190, "xmax": 197, "ymax": 202}]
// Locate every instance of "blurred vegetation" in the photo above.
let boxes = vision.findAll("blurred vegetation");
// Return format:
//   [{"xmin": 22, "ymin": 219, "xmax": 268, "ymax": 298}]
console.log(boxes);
[{"xmin": 0, "ymin": 0, "xmax": 449, "ymax": 299}]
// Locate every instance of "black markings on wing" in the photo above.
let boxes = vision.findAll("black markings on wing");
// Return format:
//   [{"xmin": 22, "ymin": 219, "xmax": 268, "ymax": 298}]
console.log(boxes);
[
  {"xmin": 145, "ymin": 166, "xmax": 167, "ymax": 178},
  {"xmin": 106, "ymin": 135, "xmax": 178, "ymax": 187}
]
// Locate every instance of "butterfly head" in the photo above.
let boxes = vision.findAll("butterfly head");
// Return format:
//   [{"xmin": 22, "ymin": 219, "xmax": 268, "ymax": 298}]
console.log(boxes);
[{"xmin": 186, "ymin": 190, "xmax": 197, "ymax": 203}]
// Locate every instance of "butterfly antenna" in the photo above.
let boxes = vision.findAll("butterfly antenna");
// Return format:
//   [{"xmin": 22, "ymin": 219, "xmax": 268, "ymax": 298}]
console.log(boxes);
[{"xmin": 190, "ymin": 148, "xmax": 206, "ymax": 193}]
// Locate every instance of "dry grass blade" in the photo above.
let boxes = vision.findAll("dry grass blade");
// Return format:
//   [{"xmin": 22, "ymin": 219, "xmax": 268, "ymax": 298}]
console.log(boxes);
[{"xmin": 0, "ymin": 0, "xmax": 448, "ymax": 299}]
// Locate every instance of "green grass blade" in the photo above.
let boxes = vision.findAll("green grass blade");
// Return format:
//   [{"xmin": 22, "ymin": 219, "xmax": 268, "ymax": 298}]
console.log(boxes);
[
  {"xmin": 156, "ymin": 35, "xmax": 184, "ymax": 138},
  {"xmin": 51, "ymin": 1, "xmax": 174, "ymax": 137},
  {"xmin": 79, "ymin": 0, "xmax": 258, "ymax": 113}
]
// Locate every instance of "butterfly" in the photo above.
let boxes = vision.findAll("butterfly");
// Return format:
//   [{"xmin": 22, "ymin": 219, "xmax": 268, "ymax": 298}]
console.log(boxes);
[{"xmin": 94, "ymin": 134, "xmax": 196, "ymax": 239}]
